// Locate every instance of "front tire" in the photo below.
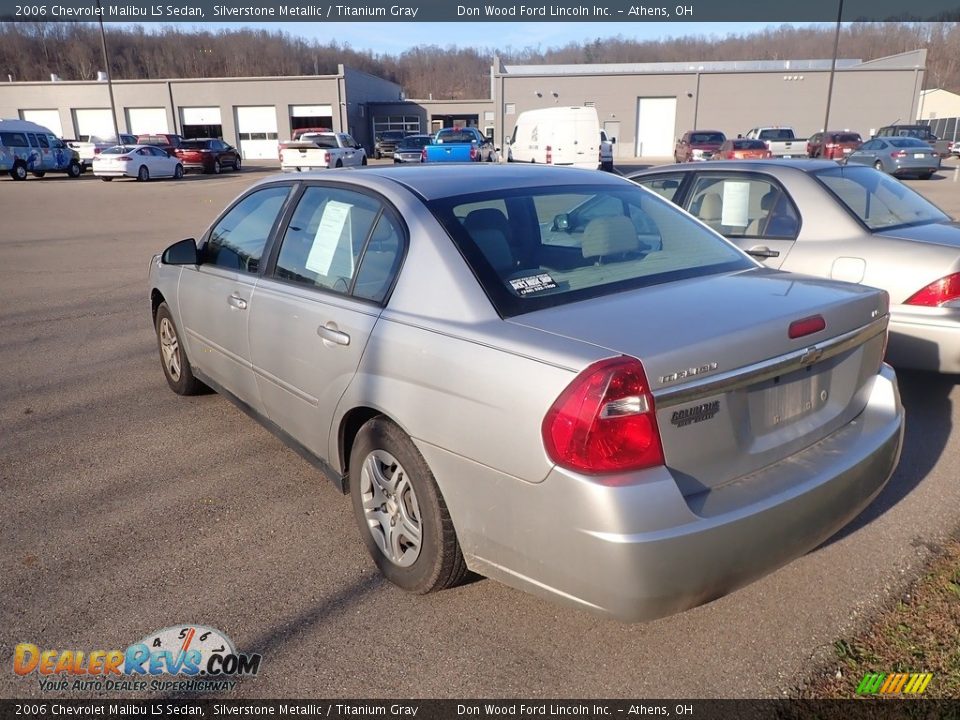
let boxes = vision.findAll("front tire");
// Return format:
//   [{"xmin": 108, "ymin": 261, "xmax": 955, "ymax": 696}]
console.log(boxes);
[
  {"xmin": 137, "ymin": 165, "xmax": 150, "ymax": 182},
  {"xmin": 67, "ymin": 161, "xmax": 82, "ymax": 178},
  {"xmin": 155, "ymin": 303, "xmax": 202, "ymax": 396},
  {"xmin": 233, "ymin": 156, "xmax": 241, "ymax": 171},
  {"xmin": 361, "ymin": 155, "xmax": 367, "ymax": 166},
  {"xmin": 212, "ymin": 159, "xmax": 221, "ymax": 175},
  {"xmin": 349, "ymin": 418, "xmax": 468, "ymax": 594},
  {"xmin": 101, "ymin": 176, "xmax": 113, "ymax": 182}
]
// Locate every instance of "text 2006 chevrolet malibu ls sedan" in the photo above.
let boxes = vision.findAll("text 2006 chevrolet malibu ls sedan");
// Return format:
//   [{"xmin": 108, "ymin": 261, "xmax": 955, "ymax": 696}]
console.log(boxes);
[{"xmin": 149, "ymin": 165, "xmax": 904, "ymax": 622}]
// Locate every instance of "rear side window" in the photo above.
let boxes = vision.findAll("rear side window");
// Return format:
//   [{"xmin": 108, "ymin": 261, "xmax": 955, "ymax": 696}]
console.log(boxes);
[
  {"xmin": 206, "ymin": 186, "xmax": 293, "ymax": 274},
  {"xmin": 685, "ymin": 175, "xmax": 800, "ymax": 239},
  {"xmin": 633, "ymin": 174, "xmax": 684, "ymax": 202},
  {"xmin": 274, "ymin": 187, "xmax": 403, "ymax": 302},
  {"xmin": 428, "ymin": 184, "xmax": 751, "ymax": 317},
  {"xmin": 1, "ymin": 132, "xmax": 29, "ymax": 147}
]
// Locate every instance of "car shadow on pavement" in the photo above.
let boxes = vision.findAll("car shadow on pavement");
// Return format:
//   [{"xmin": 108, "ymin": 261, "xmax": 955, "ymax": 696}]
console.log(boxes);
[{"xmin": 817, "ymin": 365, "xmax": 955, "ymax": 550}]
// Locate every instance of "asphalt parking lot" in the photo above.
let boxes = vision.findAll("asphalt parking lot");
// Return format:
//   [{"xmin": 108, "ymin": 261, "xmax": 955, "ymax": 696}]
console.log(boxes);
[{"xmin": 2, "ymin": 158, "xmax": 960, "ymax": 700}]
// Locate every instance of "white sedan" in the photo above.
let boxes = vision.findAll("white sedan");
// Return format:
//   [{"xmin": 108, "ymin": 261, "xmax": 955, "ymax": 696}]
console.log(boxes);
[{"xmin": 93, "ymin": 145, "xmax": 184, "ymax": 182}]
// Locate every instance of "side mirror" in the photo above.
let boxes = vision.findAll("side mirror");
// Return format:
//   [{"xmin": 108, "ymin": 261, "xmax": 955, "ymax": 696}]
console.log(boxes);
[
  {"xmin": 552, "ymin": 213, "xmax": 570, "ymax": 232},
  {"xmin": 494, "ymin": 146, "xmax": 501, "ymax": 152},
  {"xmin": 161, "ymin": 238, "xmax": 199, "ymax": 265},
  {"xmin": 611, "ymin": 138, "xmax": 617, "ymax": 144}
]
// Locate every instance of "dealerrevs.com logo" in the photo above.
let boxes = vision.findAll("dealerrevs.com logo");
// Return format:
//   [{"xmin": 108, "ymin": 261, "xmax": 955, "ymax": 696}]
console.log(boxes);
[{"xmin": 14, "ymin": 625, "xmax": 261, "ymax": 693}]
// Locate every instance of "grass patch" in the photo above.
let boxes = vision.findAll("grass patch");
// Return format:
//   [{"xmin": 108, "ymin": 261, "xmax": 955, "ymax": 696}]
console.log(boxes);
[{"xmin": 796, "ymin": 537, "xmax": 960, "ymax": 698}]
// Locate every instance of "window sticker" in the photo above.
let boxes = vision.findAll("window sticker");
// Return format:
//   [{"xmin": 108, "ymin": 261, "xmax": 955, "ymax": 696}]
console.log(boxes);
[
  {"xmin": 721, "ymin": 181, "xmax": 750, "ymax": 227},
  {"xmin": 305, "ymin": 200, "xmax": 353, "ymax": 277},
  {"xmin": 509, "ymin": 273, "xmax": 558, "ymax": 296}
]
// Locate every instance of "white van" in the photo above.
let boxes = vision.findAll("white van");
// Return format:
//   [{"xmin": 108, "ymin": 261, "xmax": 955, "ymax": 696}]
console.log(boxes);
[
  {"xmin": 0, "ymin": 119, "xmax": 82, "ymax": 180},
  {"xmin": 507, "ymin": 106, "xmax": 603, "ymax": 170}
]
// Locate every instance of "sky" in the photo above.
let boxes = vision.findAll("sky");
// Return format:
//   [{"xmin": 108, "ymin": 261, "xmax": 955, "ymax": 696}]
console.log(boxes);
[{"xmin": 178, "ymin": 21, "xmax": 820, "ymax": 55}]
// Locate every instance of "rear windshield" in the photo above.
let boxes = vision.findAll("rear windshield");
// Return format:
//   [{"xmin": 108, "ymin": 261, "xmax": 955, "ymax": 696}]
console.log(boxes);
[
  {"xmin": 398, "ymin": 136, "xmax": 432, "ymax": 149},
  {"xmin": 179, "ymin": 140, "xmax": 211, "ymax": 149},
  {"xmin": 733, "ymin": 140, "xmax": 767, "ymax": 149},
  {"xmin": 436, "ymin": 130, "xmax": 476, "ymax": 144},
  {"xmin": 690, "ymin": 132, "xmax": 725, "ymax": 144},
  {"xmin": 831, "ymin": 133, "xmax": 861, "ymax": 143},
  {"xmin": 757, "ymin": 129, "xmax": 794, "ymax": 140},
  {"xmin": 814, "ymin": 165, "xmax": 949, "ymax": 231},
  {"xmin": 101, "ymin": 146, "xmax": 136, "ymax": 154},
  {"xmin": 889, "ymin": 138, "xmax": 928, "ymax": 148},
  {"xmin": 379, "ymin": 131, "xmax": 406, "ymax": 140},
  {"xmin": 427, "ymin": 184, "xmax": 753, "ymax": 317}
]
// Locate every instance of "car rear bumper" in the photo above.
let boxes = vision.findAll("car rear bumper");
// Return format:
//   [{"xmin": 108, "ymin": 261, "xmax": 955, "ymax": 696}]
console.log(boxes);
[
  {"xmin": 92, "ymin": 169, "xmax": 130, "ymax": 177},
  {"xmin": 888, "ymin": 305, "xmax": 960, "ymax": 373},
  {"xmin": 422, "ymin": 364, "xmax": 903, "ymax": 622}
]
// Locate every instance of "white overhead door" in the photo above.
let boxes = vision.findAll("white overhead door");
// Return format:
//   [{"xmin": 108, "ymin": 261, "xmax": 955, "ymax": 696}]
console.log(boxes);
[
  {"xmin": 236, "ymin": 106, "xmax": 278, "ymax": 159},
  {"xmin": 21, "ymin": 110, "xmax": 63, "ymax": 138},
  {"xmin": 635, "ymin": 97, "xmax": 677, "ymax": 157},
  {"xmin": 181, "ymin": 107, "xmax": 222, "ymax": 126},
  {"xmin": 74, "ymin": 108, "xmax": 115, "ymax": 141},
  {"xmin": 127, "ymin": 107, "xmax": 169, "ymax": 135}
]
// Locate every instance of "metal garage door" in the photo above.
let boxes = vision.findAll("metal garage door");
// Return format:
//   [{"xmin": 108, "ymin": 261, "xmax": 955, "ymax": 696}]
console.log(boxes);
[
  {"xmin": 236, "ymin": 106, "xmax": 279, "ymax": 159},
  {"xmin": 21, "ymin": 110, "xmax": 63, "ymax": 138},
  {"xmin": 73, "ymin": 108, "xmax": 115, "ymax": 141},
  {"xmin": 290, "ymin": 104, "xmax": 333, "ymax": 132},
  {"xmin": 127, "ymin": 107, "xmax": 169, "ymax": 135},
  {"xmin": 181, "ymin": 107, "xmax": 223, "ymax": 139},
  {"xmin": 635, "ymin": 97, "xmax": 677, "ymax": 158}
]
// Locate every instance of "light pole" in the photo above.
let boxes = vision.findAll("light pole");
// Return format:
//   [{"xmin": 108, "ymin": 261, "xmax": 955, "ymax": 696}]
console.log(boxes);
[
  {"xmin": 95, "ymin": 0, "xmax": 121, "ymax": 142},
  {"xmin": 822, "ymin": 0, "xmax": 844, "ymax": 133}
]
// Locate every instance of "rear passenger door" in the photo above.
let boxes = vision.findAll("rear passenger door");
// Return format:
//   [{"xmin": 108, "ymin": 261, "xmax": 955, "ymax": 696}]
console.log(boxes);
[
  {"xmin": 248, "ymin": 184, "xmax": 404, "ymax": 460},
  {"xmin": 682, "ymin": 173, "xmax": 800, "ymax": 269}
]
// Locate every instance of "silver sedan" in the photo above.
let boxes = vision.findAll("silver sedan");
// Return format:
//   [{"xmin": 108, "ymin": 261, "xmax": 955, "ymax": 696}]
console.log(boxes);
[
  {"xmin": 630, "ymin": 159, "xmax": 960, "ymax": 373},
  {"xmin": 149, "ymin": 165, "xmax": 902, "ymax": 622},
  {"xmin": 844, "ymin": 136, "xmax": 940, "ymax": 179}
]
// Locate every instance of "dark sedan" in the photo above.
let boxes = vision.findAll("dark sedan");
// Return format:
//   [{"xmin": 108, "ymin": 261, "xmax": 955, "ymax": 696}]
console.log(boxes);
[
  {"xmin": 392, "ymin": 134, "xmax": 433, "ymax": 163},
  {"xmin": 174, "ymin": 139, "xmax": 241, "ymax": 174}
]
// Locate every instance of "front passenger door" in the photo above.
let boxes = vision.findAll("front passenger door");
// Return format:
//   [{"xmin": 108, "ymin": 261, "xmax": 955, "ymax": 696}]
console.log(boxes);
[{"xmin": 177, "ymin": 184, "xmax": 294, "ymax": 407}]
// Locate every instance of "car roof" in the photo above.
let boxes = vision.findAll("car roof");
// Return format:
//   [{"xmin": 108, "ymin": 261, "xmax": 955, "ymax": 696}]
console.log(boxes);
[
  {"xmin": 630, "ymin": 159, "xmax": 840, "ymax": 176},
  {"xmin": 249, "ymin": 164, "xmax": 630, "ymax": 201}
]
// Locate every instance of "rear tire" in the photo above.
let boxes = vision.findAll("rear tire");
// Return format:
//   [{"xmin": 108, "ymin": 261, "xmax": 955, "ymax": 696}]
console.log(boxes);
[
  {"xmin": 873, "ymin": 160, "xmax": 884, "ymax": 172},
  {"xmin": 921, "ymin": 171, "xmax": 935, "ymax": 180},
  {"xmin": 101, "ymin": 177, "xmax": 113, "ymax": 182},
  {"xmin": 31, "ymin": 171, "xmax": 46, "ymax": 178},
  {"xmin": 335, "ymin": 159, "xmax": 343, "ymax": 168},
  {"xmin": 155, "ymin": 303, "xmax": 202, "ymax": 396},
  {"xmin": 349, "ymin": 418, "xmax": 468, "ymax": 594},
  {"xmin": 173, "ymin": 164, "xmax": 184, "ymax": 180},
  {"xmin": 361, "ymin": 155, "xmax": 367, "ymax": 166},
  {"xmin": 11, "ymin": 163, "xmax": 27, "ymax": 181}
]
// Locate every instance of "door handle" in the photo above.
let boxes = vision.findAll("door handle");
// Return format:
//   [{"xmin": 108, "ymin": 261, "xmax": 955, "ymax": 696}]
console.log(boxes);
[
  {"xmin": 317, "ymin": 323, "xmax": 350, "ymax": 346},
  {"xmin": 227, "ymin": 293, "xmax": 248, "ymax": 310},
  {"xmin": 747, "ymin": 246, "xmax": 780, "ymax": 259}
]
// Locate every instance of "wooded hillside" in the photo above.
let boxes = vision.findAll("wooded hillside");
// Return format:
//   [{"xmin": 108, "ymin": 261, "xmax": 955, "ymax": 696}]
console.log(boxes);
[{"xmin": 2, "ymin": 22, "xmax": 958, "ymax": 98}]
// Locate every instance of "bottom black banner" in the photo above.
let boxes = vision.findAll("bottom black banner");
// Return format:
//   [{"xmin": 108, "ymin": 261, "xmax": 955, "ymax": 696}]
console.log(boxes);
[{"xmin": 1, "ymin": 700, "xmax": 959, "ymax": 720}]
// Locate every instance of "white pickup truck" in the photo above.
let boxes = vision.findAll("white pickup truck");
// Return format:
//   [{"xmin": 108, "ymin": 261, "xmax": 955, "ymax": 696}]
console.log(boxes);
[
  {"xmin": 279, "ymin": 132, "xmax": 367, "ymax": 171},
  {"xmin": 743, "ymin": 127, "xmax": 808, "ymax": 159}
]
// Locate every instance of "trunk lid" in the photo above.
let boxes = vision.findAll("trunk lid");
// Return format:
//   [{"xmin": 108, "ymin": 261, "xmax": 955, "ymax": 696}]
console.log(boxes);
[{"xmin": 509, "ymin": 268, "xmax": 889, "ymax": 494}]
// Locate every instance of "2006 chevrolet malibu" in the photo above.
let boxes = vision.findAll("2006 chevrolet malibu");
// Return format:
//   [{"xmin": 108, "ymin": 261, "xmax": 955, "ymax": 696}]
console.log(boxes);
[{"xmin": 148, "ymin": 165, "xmax": 904, "ymax": 622}]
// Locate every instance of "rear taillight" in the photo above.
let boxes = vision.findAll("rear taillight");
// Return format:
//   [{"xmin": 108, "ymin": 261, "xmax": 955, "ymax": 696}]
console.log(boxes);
[
  {"xmin": 116, "ymin": 156, "xmax": 131, "ymax": 161},
  {"xmin": 733, "ymin": 151, "xmax": 744, "ymax": 159},
  {"xmin": 904, "ymin": 273, "xmax": 960, "ymax": 306},
  {"xmin": 542, "ymin": 357, "xmax": 664, "ymax": 477},
  {"xmin": 323, "ymin": 151, "xmax": 330, "ymax": 165},
  {"xmin": 789, "ymin": 314, "xmax": 826, "ymax": 339},
  {"xmin": 469, "ymin": 145, "xmax": 478, "ymax": 161},
  {"xmin": 545, "ymin": 145, "xmax": 553, "ymax": 164},
  {"xmin": 420, "ymin": 147, "xmax": 427, "ymax": 162},
  {"xmin": 94, "ymin": 148, "xmax": 102, "ymax": 154},
  {"xmin": 891, "ymin": 150, "xmax": 908, "ymax": 159}
]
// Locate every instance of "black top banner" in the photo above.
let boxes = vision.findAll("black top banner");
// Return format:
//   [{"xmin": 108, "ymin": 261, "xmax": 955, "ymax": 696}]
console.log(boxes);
[{"xmin": 0, "ymin": 0, "xmax": 959, "ymax": 23}]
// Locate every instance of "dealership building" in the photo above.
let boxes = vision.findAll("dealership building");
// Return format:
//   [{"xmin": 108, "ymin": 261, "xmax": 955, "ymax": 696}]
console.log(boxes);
[{"xmin": 0, "ymin": 49, "xmax": 927, "ymax": 159}]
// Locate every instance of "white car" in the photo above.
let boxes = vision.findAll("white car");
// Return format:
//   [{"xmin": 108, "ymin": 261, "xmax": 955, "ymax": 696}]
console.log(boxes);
[
  {"xmin": 93, "ymin": 144, "xmax": 184, "ymax": 182},
  {"xmin": 950, "ymin": 140, "xmax": 960, "ymax": 158}
]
